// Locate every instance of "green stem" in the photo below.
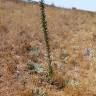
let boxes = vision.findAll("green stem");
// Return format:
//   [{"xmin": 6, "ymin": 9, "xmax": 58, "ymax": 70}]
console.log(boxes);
[{"xmin": 40, "ymin": 0, "xmax": 53, "ymax": 79}]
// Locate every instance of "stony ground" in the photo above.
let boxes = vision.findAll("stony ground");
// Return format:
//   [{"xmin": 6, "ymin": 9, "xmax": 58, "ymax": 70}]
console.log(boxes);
[{"xmin": 0, "ymin": 0, "xmax": 96, "ymax": 96}]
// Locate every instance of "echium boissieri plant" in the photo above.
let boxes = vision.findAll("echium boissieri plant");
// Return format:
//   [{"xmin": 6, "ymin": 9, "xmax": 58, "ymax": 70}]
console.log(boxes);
[{"xmin": 40, "ymin": 0, "xmax": 53, "ymax": 80}]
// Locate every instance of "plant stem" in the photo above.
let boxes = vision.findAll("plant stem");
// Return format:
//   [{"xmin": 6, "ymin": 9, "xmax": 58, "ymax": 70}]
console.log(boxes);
[{"xmin": 40, "ymin": 0, "xmax": 53, "ymax": 79}]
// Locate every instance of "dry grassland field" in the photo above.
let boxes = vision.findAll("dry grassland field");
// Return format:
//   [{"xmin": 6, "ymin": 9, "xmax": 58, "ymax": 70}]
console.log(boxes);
[{"xmin": 0, "ymin": 0, "xmax": 96, "ymax": 96}]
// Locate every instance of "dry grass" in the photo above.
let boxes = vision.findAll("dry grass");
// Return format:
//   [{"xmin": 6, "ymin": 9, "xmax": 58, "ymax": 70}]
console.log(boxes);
[{"xmin": 0, "ymin": 0, "xmax": 96, "ymax": 96}]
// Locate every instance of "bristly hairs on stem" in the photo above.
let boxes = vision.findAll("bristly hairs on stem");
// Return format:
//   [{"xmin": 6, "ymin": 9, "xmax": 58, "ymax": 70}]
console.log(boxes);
[{"xmin": 40, "ymin": 0, "xmax": 53, "ymax": 80}]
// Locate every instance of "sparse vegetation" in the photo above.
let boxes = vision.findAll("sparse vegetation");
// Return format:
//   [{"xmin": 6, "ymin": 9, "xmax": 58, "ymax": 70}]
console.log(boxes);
[
  {"xmin": 32, "ymin": 88, "xmax": 47, "ymax": 96},
  {"xmin": 0, "ymin": 0, "xmax": 96, "ymax": 96},
  {"xmin": 27, "ymin": 60, "xmax": 46, "ymax": 74}
]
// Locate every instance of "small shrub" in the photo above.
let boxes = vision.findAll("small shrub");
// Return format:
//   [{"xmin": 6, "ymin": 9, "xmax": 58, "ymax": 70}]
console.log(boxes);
[
  {"xmin": 27, "ymin": 60, "xmax": 46, "ymax": 74},
  {"xmin": 26, "ymin": 47, "xmax": 40, "ymax": 56},
  {"xmin": 68, "ymin": 79, "xmax": 80, "ymax": 87},
  {"xmin": 60, "ymin": 49, "xmax": 69, "ymax": 64},
  {"xmin": 32, "ymin": 88, "xmax": 47, "ymax": 96}
]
